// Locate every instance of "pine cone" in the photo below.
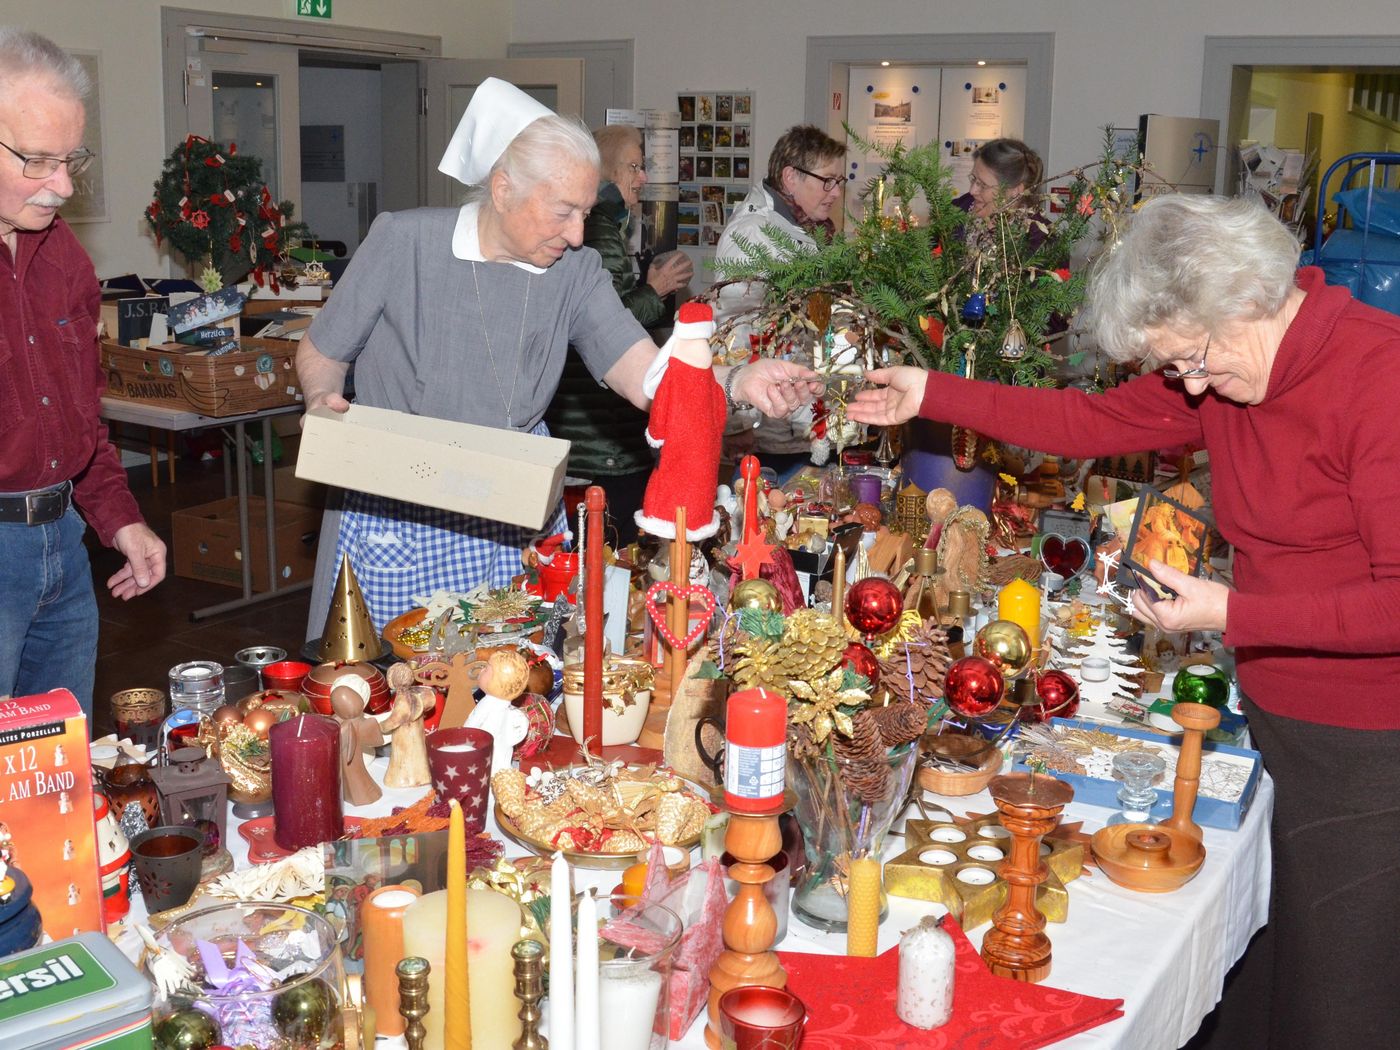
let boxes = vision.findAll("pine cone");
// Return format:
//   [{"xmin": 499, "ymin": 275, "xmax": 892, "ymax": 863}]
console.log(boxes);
[
  {"xmin": 868, "ymin": 702, "xmax": 929, "ymax": 748},
  {"xmin": 878, "ymin": 623, "xmax": 952, "ymax": 704},
  {"xmin": 731, "ymin": 636, "xmax": 791, "ymax": 693},
  {"xmin": 789, "ymin": 723, "xmax": 821, "ymax": 762},
  {"xmin": 775, "ymin": 609, "xmax": 847, "ymax": 681},
  {"xmin": 835, "ymin": 709, "xmax": 892, "ymax": 804}
]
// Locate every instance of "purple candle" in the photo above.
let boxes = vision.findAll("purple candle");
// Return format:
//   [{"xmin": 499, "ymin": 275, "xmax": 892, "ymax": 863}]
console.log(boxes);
[
  {"xmin": 270, "ymin": 713, "xmax": 343, "ymax": 850},
  {"xmin": 850, "ymin": 473, "xmax": 882, "ymax": 506}
]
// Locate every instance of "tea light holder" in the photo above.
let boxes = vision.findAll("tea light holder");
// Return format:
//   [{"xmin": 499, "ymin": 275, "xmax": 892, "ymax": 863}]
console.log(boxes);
[
  {"xmin": 1080, "ymin": 656, "xmax": 1111, "ymax": 682},
  {"xmin": 235, "ymin": 646, "xmax": 289, "ymax": 688},
  {"xmin": 167, "ymin": 660, "xmax": 225, "ymax": 716}
]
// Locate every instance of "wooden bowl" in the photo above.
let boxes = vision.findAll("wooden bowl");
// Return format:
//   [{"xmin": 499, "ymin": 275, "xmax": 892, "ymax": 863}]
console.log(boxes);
[
  {"xmin": 1090, "ymin": 823, "xmax": 1205, "ymax": 893},
  {"xmin": 917, "ymin": 732, "xmax": 1004, "ymax": 797}
]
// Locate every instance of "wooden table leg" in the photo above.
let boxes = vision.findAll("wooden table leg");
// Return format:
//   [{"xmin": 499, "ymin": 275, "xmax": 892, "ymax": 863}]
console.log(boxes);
[{"xmin": 147, "ymin": 426, "xmax": 159, "ymax": 488}]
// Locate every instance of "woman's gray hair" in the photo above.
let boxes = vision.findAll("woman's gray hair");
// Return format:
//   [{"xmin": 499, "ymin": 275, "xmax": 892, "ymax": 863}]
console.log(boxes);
[
  {"xmin": 0, "ymin": 27, "xmax": 90, "ymax": 98},
  {"xmin": 465, "ymin": 113, "xmax": 599, "ymax": 204},
  {"xmin": 1082, "ymin": 194, "xmax": 1302, "ymax": 362}
]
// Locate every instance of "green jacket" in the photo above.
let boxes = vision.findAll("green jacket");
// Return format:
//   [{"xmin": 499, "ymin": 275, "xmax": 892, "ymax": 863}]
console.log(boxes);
[{"xmin": 545, "ymin": 182, "xmax": 658, "ymax": 477}]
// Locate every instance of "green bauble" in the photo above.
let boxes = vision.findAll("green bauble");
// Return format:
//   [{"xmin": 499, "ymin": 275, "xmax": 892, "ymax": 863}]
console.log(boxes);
[
  {"xmin": 272, "ymin": 977, "xmax": 335, "ymax": 1044},
  {"xmin": 1173, "ymin": 665, "xmax": 1231, "ymax": 708},
  {"xmin": 154, "ymin": 1008, "xmax": 221, "ymax": 1050}
]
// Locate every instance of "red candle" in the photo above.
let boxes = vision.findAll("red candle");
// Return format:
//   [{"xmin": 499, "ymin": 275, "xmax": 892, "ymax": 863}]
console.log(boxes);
[
  {"xmin": 270, "ymin": 713, "xmax": 343, "ymax": 850},
  {"xmin": 583, "ymin": 486, "xmax": 607, "ymax": 749}
]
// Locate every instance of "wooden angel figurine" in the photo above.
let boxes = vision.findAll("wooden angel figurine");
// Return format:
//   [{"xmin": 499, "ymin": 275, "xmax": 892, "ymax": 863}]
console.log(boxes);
[
  {"xmin": 464, "ymin": 650, "xmax": 531, "ymax": 777},
  {"xmin": 330, "ymin": 677, "xmax": 386, "ymax": 806},
  {"xmin": 380, "ymin": 664, "xmax": 432, "ymax": 788}
]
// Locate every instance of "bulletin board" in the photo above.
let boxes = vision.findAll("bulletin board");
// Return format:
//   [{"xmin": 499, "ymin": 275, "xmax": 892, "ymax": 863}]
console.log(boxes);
[
  {"xmin": 936, "ymin": 65, "xmax": 1028, "ymax": 191},
  {"xmin": 675, "ymin": 90, "xmax": 755, "ymax": 263}
]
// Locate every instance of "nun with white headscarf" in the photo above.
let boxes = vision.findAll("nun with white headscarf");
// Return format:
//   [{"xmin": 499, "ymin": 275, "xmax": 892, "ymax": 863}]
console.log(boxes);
[{"xmin": 297, "ymin": 80, "xmax": 818, "ymax": 638}]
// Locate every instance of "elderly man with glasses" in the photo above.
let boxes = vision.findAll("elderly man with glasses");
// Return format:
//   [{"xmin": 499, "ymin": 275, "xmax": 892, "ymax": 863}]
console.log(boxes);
[{"xmin": 0, "ymin": 27, "xmax": 166, "ymax": 715}]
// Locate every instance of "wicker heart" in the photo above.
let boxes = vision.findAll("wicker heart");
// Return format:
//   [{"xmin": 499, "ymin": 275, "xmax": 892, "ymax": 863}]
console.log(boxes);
[
  {"xmin": 644, "ymin": 581, "xmax": 716, "ymax": 652},
  {"xmin": 1041, "ymin": 534, "xmax": 1091, "ymax": 580}
]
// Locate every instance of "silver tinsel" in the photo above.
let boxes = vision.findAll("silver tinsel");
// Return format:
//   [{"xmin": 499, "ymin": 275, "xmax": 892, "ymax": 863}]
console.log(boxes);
[{"xmin": 119, "ymin": 802, "xmax": 149, "ymax": 879}]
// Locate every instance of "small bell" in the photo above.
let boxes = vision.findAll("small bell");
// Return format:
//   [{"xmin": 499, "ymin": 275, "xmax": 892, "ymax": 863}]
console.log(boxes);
[
  {"xmin": 1000, "ymin": 319, "xmax": 1029, "ymax": 360},
  {"xmin": 961, "ymin": 292, "xmax": 987, "ymax": 324}
]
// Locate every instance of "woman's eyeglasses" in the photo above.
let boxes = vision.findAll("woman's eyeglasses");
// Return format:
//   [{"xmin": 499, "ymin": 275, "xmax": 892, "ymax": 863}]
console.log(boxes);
[
  {"xmin": 1161, "ymin": 336, "xmax": 1211, "ymax": 379},
  {"xmin": 625, "ymin": 161, "xmax": 646, "ymax": 175},
  {"xmin": 969, "ymin": 171, "xmax": 999, "ymax": 193},
  {"xmin": 794, "ymin": 166, "xmax": 849, "ymax": 193}
]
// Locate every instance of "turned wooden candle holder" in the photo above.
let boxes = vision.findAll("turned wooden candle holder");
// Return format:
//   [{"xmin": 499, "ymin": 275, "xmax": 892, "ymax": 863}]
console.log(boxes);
[
  {"xmin": 704, "ymin": 807, "xmax": 787, "ymax": 1049},
  {"xmin": 1090, "ymin": 701, "xmax": 1221, "ymax": 893},
  {"xmin": 981, "ymin": 772, "xmax": 1074, "ymax": 984}
]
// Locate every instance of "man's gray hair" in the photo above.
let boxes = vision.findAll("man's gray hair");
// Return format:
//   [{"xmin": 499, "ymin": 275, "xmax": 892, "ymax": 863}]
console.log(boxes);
[
  {"xmin": 1082, "ymin": 194, "xmax": 1302, "ymax": 362},
  {"xmin": 0, "ymin": 27, "xmax": 90, "ymax": 99},
  {"xmin": 465, "ymin": 113, "xmax": 599, "ymax": 204}
]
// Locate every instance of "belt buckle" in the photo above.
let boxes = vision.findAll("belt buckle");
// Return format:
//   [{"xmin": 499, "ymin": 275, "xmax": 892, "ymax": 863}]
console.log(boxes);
[{"xmin": 25, "ymin": 489, "xmax": 62, "ymax": 526}]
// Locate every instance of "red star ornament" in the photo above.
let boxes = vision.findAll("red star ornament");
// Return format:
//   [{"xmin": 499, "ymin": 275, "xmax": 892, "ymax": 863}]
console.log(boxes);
[{"xmin": 731, "ymin": 531, "xmax": 776, "ymax": 581}]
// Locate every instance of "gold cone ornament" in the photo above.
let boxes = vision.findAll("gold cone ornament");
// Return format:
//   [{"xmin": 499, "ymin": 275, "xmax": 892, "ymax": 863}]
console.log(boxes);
[{"xmin": 319, "ymin": 553, "xmax": 390, "ymax": 662}]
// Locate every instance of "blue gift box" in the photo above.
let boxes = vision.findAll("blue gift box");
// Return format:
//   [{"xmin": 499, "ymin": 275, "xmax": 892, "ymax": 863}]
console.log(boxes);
[{"xmin": 1012, "ymin": 717, "xmax": 1262, "ymax": 831}]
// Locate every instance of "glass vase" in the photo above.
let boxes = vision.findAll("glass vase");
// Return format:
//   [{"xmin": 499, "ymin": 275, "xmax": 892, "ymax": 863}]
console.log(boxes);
[{"xmin": 788, "ymin": 741, "xmax": 918, "ymax": 932}]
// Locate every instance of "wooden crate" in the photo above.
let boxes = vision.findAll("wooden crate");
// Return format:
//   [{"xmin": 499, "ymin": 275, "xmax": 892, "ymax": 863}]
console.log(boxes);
[{"xmin": 101, "ymin": 336, "xmax": 302, "ymax": 417}]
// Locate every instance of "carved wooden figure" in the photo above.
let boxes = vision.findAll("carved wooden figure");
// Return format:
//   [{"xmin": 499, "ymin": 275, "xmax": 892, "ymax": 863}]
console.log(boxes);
[
  {"xmin": 382, "ymin": 664, "xmax": 433, "ymax": 789},
  {"xmin": 330, "ymin": 678, "xmax": 387, "ymax": 806}
]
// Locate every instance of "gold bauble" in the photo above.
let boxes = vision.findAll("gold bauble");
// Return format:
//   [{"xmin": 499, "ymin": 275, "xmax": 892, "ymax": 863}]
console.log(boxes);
[
  {"xmin": 730, "ymin": 578, "xmax": 782, "ymax": 613},
  {"xmin": 243, "ymin": 706, "xmax": 278, "ymax": 738},
  {"xmin": 973, "ymin": 619, "xmax": 1033, "ymax": 678}
]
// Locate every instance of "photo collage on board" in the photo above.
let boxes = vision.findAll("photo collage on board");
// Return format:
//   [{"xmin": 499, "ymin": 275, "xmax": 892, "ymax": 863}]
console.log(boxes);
[{"xmin": 676, "ymin": 91, "xmax": 753, "ymax": 249}]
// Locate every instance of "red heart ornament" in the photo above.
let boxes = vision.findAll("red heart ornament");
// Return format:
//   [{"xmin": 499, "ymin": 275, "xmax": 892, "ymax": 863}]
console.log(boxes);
[
  {"xmin": 1041, "ymin": 534, "xmax": 1090, "ymax": 579},
  {"xmin": 644, "ymin": 580, "xmax": 717, "ymax": 652}
]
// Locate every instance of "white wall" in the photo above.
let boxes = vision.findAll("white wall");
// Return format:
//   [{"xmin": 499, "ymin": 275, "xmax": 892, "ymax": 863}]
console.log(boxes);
[
  {"xmin": 6, "ymin": 0, "xmax": 509, "ymax": 277},
  {"xmin": 510, "ymin": 0, "xmax": 1400, "ymax": 195},
  {"xmin": 299, "ymin": 66, "xmax": 384, "ymax": 254}
]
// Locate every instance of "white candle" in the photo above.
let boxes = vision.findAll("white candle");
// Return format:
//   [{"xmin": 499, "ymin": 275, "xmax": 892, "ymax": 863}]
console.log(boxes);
[
  {"xmin": 549, "ymin": 853, "xmax": 575, "ymax": 1050},
  {"xmin": 597, "ymin": 965, "xmax": 662, "ymax": 1050},
  {"xmin": 898, "ymin": 915, "xmax": 955, "ymax": 1029},
  {"xmin": 575, "ymin": 890, "xmax": 600, "ymax": 1050}
]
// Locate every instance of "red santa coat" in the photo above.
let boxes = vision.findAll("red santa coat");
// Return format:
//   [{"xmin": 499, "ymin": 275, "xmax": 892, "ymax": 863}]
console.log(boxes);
[{"xmin": 635, "ymin": 358, "xmax": 726, "ymax": 540}]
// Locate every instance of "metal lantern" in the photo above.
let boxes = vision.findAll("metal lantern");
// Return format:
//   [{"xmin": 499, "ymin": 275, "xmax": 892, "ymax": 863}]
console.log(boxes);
[
  {"xmin": 893, "ymin": 481, "xmax": 930, "ymax": 542},
  {"xmin": 150, "ymin": 747, "xmax": 231, "ymax": 855}
]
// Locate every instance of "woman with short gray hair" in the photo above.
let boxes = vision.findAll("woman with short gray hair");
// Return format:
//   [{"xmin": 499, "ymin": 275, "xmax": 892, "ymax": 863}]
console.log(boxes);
[{"xmin": 849, "ymin": 191, "xmax": 1400, "ymax": 1048}]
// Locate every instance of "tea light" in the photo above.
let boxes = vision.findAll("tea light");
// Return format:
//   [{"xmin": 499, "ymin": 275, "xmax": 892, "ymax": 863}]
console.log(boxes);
[
  {"xmin": 977, "ymin": 825, "xmax": 1012, "ymax": 840},
  {"xmin": 956, "ymin": 866, "xmax": 997, "ymax": 886},
  {"xmin": 660, "ymin": 845, "xmax": 690, "ymax": 876},
  {"xmin": 1081, "ymin": 656, "xmax": 1111, "ymax": 682},
  {"xmin": 966, "ymin": 844, "xmax": 1005, "ymax": 862},
  {"xmin": 918, "ymin": 849, "xmax": 959, "ymax": 866},
  {"xmin": 928, "ymin": 827, "xmax": 967, "ymax": 844}
]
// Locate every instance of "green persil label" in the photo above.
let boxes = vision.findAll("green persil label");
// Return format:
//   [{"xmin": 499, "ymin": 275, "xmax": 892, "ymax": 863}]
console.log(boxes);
[{"xmin": 0, "ymin": 942, "xmax": 115, "ymax": 1023}]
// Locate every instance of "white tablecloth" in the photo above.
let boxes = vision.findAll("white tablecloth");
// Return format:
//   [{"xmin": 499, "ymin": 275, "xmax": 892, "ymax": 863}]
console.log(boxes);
[{"xmin": 144, "ymin": 751, "xmax": 1272, "ymax": 1050}]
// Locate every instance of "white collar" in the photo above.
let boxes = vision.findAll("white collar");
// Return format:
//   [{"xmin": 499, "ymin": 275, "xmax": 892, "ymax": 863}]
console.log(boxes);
[{"xmin": 451, "ymin": 201, "xmax": 547, "ymax": 274}]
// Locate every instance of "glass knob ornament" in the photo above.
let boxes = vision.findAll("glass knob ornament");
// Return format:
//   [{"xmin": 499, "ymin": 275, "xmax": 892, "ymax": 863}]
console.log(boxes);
[
  {"xmin": 961, "ymin": 292, "xmax": 988, "ymax": 324},
  {"xmin": 845, "ymin": 577, "xmax": 904, "ymax": 639},
  {"xmin": 1106, "ymin": 750, "xmax": 1166, "ymax": 826}
]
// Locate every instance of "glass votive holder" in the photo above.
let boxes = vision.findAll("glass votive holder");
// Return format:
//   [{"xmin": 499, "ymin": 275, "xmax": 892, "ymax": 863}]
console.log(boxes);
[
  {"xmin": 111, "ymin": 687, "xmax": 166, "ymax": 751},
  {"xmin": 221, "ymin": 664, "xmax": 259, "ymax": 704},
  {"xmin": 168, "ymin": 660, "xmax": 225, "ymax": 716},
  {"xmin": 718, "ymin": 985, "xmax": 808, "ymax": 1050},
  {"xmin": 579, "ymin": 893, "xmax": 682, "ymax": 1050}
]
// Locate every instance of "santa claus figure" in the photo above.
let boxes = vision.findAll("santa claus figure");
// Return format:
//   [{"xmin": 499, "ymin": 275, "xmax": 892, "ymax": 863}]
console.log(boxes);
[{"xmin": 635, "ymin": 302, "xmax": 727, "ymax": 541}]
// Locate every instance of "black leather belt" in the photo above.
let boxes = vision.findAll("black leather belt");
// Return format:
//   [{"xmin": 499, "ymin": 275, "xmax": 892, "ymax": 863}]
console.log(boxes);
[{"xmin": 0, "ymin": 482, "xmax": 73, "ymax": 526}]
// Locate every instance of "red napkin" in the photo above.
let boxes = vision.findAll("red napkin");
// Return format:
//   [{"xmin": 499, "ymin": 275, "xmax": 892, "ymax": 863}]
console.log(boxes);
[{"xmin": 778, "ymin": 917, "xmax": 1123, "ymax": 1049}]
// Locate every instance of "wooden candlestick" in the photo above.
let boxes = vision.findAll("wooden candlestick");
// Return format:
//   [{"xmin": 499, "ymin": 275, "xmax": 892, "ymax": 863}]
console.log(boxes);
[
  {"xmin": 583, "ymin": 486, "xmax": 607, "ymax": 749},
  {"xmin": 668, "ymin": 505, "xmax": 690, "ymax": 700},
  {"xmin": 396, "ymin": 956, "xmax": 430, "ymax": 1050},
  {"xmin": 704, "ymin": 810, "xmax": 787, "ymax": 1049},
  {"xmin": 1090, "ymin": 701, "xmax": 1220, "ymax": 893},
  {"xmin": 981, "ymin": 772, "xmax": 1073, "ymax": 984},
  {"xmin": 510, "ymin": 939, "xmax": 547, "ymax": 1050}
]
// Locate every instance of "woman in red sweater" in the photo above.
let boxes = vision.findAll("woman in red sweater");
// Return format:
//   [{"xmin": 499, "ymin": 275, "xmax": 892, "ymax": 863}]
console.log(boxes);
[{"xmin": 850, "ymin": 193, "xmax": 1400, "ymax": 1050}]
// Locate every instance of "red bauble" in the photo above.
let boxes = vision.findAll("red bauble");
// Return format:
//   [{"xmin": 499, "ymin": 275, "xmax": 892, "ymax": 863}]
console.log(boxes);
[
  {"xmin": 1021, "ymin": 668, "xmax": 1080, "ymax": 723},
  {"xmin": 944, "ymin": 656, "xmax": 1006, "ymax": 718},
  {"xmin": 845, "ymin": 577, "xmax": 904, "ymax": 637},
  {"xmin": 841, "ymin": 642, "xmax": 881, "ymax": 688}
]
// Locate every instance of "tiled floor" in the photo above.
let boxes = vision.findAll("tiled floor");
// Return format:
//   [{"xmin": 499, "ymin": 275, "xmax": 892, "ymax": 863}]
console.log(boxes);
[{"xmin": 87, "ymin": 446, "xmax": 314, "ymax": 739}]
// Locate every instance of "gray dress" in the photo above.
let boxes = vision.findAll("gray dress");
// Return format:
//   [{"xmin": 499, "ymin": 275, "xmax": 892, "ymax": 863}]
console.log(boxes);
[{"xmin": 302, "ymin": 206, "xmax": 646, "ymax": 639}]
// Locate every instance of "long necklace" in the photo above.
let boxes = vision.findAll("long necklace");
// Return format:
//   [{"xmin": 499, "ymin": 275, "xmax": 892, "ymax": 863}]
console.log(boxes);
[{"xmin": 471, "ymin": 262, "xmax": 531, "ymax": 429}]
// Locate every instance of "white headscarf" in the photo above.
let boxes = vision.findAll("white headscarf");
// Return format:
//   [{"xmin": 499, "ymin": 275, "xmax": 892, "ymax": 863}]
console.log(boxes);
[{"xmin": 438, "ymin": 76, "xmax": 555, "ymax": 187}]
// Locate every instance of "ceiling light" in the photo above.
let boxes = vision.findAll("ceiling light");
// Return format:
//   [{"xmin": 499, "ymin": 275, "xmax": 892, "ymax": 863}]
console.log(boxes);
[
  {"xmin": 880, "ymin": 61, "xmax": 891, "ymax": 67},
  {"xmin": 977, "ymin": 60, "xmax": 987, "ymax": 67}
]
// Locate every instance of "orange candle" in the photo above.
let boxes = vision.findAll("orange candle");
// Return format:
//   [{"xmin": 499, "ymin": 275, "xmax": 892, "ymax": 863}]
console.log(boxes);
[
  {"xmin": 621, "ymin": 862, "xmax": 648, "ymax": 905},
  {"xmin": 445, "ymin": 798, "xmax": 472, "ymax": 1050},
  {"xmin": 361, "ymin": 883, "xmax": 420, "ymax": 1037},
  {"xmin": 997, "ymin": 578, "xmax": 1041, "ymax": 648}
]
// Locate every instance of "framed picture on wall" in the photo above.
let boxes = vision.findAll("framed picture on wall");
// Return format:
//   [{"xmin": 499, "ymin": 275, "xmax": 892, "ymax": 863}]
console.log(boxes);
[{"xmin": 63, "ymin": 50, "xmax": 107, "ymax": 223}]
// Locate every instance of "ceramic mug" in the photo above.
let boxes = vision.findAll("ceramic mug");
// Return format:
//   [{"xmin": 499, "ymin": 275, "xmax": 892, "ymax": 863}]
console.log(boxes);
[
  {"xmin": 718, "ymin": 985, "xmax": 807, "ymax": 1049},
  {"xmin": 130, "ymin": 826, "xmax": 204, "ymax": 913}
]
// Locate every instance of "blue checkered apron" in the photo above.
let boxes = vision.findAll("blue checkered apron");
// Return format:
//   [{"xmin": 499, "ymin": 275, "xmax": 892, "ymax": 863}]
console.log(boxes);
[{"xmin": 332, "ymin": 420, "xmax": 567, "ymax": 631}]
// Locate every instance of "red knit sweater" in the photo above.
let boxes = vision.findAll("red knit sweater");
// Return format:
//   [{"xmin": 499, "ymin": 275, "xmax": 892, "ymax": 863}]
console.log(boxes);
[{"xmin": 919, "ymin": 268, "xmax": 1400, "ymax": 729}]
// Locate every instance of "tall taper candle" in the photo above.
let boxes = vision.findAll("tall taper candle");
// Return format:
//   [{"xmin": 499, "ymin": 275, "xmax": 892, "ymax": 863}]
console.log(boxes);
[
  {"xmin": 445, "ymin": 798, "xmax": 472, "ymax": 1050},
  {"xmin": 549, "ymin": 853, "xmax": 574, "ymax": 1050},
  {"xmin": 575, "ymin": 889, "xmax": 599, "ymax": 1050}
]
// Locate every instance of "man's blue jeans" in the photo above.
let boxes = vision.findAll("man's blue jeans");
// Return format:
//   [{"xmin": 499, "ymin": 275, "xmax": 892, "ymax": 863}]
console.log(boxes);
[{"xmin": 0, "ymin": 506, "xmax": 98, "ymax": 718}]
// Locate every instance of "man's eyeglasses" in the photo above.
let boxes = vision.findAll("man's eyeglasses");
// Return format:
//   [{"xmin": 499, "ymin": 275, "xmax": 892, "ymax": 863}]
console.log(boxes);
[
  {"xmin": 793, "ymin": 166, "xmax": 849, "ymax": 193},
  {"xmin": 0, "ymin": 139, "xmax": 95, "ymax": 179},
  {"xmin": 1161, "ymin": 335, "xmax": 1211, "ymax": 379}
]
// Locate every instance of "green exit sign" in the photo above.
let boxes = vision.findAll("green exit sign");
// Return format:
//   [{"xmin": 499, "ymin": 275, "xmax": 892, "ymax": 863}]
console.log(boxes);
[{"xmin": 297, "ymin": 0, "xmax": 332, "ymax": 18}]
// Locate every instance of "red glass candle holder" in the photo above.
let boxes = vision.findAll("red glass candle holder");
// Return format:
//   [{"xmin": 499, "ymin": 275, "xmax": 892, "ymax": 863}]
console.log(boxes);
[{"xmin": 718, "ymin": 985, "xmax": 807, "ymax": 1049}]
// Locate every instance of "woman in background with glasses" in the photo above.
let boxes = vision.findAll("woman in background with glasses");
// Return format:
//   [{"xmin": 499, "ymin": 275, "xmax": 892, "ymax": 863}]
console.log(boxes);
[
  {"xmin": 713, "ymin": 124, "xmax": 848, "ymax": 479},
  {"xmin": 849, "ymin": 192, "xmax": 1400, "ymax": 1050}
]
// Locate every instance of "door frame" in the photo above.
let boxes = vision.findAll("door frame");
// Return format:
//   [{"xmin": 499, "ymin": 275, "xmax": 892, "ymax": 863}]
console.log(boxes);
[
  {"xmin": 805, "ymin": 33, "xmax": 1055, "ymax": 161},
  {"xmin": 1201, "ymin": 35, "xmax": 1400, "ymax": 193}
]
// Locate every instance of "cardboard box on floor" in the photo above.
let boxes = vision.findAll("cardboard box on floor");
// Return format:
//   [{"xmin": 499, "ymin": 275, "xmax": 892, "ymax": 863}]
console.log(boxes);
[
  {"xmin": 172, "ymin": 496, "xmax": 320, "ymax": 592},
  {"xmin": 294, "ymin": 404, "xmax": 570, "ymax": 530}
]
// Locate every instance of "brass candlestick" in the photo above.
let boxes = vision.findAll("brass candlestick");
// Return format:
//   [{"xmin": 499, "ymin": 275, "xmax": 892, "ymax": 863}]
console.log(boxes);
[
  {"xmin": 396, "ymin": 956, "xmax": 431, "ymax": 1050},
  {"xmin": 704, "ymin": 810, "xmax": 787, "ymax": 1049},
  {"xmin": 512, "ymin": 939, "xmax": 548, "ymax": 1050},
  {"xmin": 981, "ymin": 772, "xmax": 1074, "ymax": 983}
]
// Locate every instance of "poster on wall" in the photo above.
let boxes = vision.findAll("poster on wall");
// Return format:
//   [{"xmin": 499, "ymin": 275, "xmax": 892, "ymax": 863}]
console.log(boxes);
[
  {"xmin": 848, "ymin": 66, "xmax": 935, "ymax": 192},
  {"xmin": 63, "ymin": 50, "xmax": 107, "ymax": 223},
  {"xmin": 674, "ymin": 89, "xmax": 754, "ymax": 266},
  {"xmin": 606, "ymin": 107, "xmax": 684, "ymax": 260},
  {"xmin": 937, "ymin": 66, "xmax": 1028, "ymax": 191}
]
